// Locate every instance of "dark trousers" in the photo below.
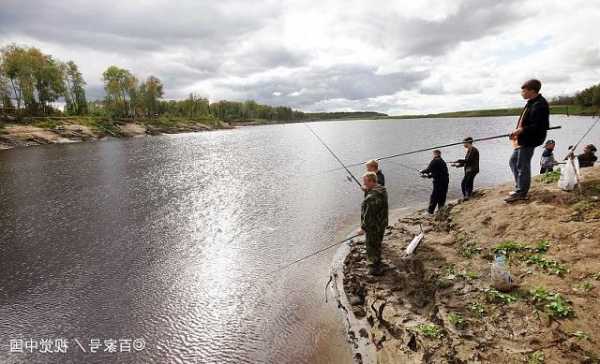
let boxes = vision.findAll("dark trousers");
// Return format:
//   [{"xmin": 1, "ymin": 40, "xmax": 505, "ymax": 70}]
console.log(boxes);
[
  {"xmin": 428, "ymin": 179, "xmax": 448, "ymax": 214},
  {"xmin": 540, "ymin": 166, "xmax": 553, "ymax": 174},
  {"xmin": 461, "ymin": 172, "xmax": 478, "ymax": 198},
  {"xmin": 509, "ymin": 146, "xmax": 535, "ymax": 195},
  {"xmin": 365, "ymin": 229, "xmax": 385, "ymax": 264}
]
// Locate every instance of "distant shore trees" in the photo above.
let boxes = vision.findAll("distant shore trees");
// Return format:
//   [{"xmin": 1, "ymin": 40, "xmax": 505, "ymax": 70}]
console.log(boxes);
[
  {"xmin": 0, "ymin": 44, "xmax": 86, "ymax": 116},
  {"xmin": 0, "ymin": 43, "xmax": 388, "ymax": 123}
]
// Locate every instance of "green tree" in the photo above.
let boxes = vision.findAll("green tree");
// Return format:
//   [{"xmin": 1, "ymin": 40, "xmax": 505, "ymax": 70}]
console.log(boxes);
[
  {"xmin": 62, "ymin": 61, "xmax": 87, "ymax": 115},
  {"xmin": 102, "ymin": 65, "xmax": 136, "ymax": 117},
  {"xmin": 140, "ymin": 76, "xmax": 163, "ymax": 116}
]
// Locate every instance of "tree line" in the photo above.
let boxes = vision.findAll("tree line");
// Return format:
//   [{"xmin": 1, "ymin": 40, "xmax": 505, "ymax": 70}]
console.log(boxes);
[
  {"xmin": 1, "ymin": 44, "xmax": 387, "ymax": 123},
  {"xmin": 550, "ymin": 82, "xmax": 600, "ymax": 108},
  {"xmin": 0, "ymin": 44, "xmax": 87, "ymax": 116}
]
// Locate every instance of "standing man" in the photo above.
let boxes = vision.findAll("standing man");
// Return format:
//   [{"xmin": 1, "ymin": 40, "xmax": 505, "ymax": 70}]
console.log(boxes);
[
  {"xmin": 358, "ymin": 172, "xmax": 389, "ymax": 275},
  {"xmin": 420, "ymin": 150, "xmax": 449, "ymax": 214},
  {"xmin": 365, "ymin": 159, "xmax": 385, "ymax": 186},
  {"xmin": 452, "ymin": 137, "xmax": 479, "ymax": 201},
  {"xmin": 506, "ymin": 79, "xmax": 549, "ymax": 203}
]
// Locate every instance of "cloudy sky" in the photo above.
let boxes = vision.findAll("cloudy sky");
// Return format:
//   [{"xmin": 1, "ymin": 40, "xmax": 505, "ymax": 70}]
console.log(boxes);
[{"xmin": 1, "ymin": 0, "xmax": 599, "ymax": 114}]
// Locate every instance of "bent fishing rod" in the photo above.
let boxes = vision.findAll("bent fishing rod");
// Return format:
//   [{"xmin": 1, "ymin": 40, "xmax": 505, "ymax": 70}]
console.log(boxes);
[
  {"xmin": 269, "ymin": 233, "xmax": 362, "ymax": 274},
  {"xmin": 304, "ymin": 123, "xmax": 362, "ymax": 188},
  {"xmin": 562, "ymin": 117, "xmax": 599, "ymax": 160},
  {"xmin": 325, "ymin": 126, "xmax": 563, "ymax": 171}
]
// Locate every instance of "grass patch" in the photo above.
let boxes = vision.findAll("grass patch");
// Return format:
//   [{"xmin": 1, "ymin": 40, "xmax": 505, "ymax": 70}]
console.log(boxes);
[
  {"xmin": 415, "ymin": 323, "xmax": 444, "ymax": 339},
  {"xmin": 529, "ymin": 287, "xmax": 574, "ymax": 318},
  {"xmin": 448, "ymin": 313, "xmax": 466, "ymax": 328},
  {"xmin": 570, "ymin": 331, "xmax": 591, "ymax": 341},
  {"xmin": 528, "ymin": 350, "xmax": 545, "ymax": 364},
  {"xmin": 526, "ymin": 254, "xmax": 568, "ymax": 276},
  {"xmin": 493, "ymin": 241, "xmax": 528, "ymax": 254},
  {"xmin": 458, "ymin": 241, "xmax": 482, "ymax": 258},
  {"xmin": 469, "ymin": 302, "xmax": 486, "ymax": 318},
  {"xmin": 575, "ymin": 282, "xmax": 594, "ymax": 293},
  {"xmin": 540, "ymin": 169, "xmax": 561, "ymax": 184},
  {"xmin": 485, "ymin": 288, "xmax": 519, "ymax": 304}
]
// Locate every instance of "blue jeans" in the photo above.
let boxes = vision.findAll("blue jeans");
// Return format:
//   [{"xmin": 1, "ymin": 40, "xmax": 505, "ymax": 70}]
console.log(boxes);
[{"xmin": 509, "ymin": 146, "xmax": 535, "ymax": 195}]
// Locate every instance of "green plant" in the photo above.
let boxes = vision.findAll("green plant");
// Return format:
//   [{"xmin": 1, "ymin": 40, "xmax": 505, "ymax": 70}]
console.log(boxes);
[
  {"xmin": 576, "ymin": 282, "xmax": 594, "ymax": 293},
  {"xmin": 459, "ymin": 241, "xmax": 482, "ymax": 258},
  {"xmin": 485, "ymin": 288, "xmax": 518, "ymax": 304},
  {"xmin": 494, "ymin": 241, "xmax": 527, "ymax": 254},
  {"xmin": 570, "ymin": 331, "xmax": 591, "ymax": 341},
  {"xmin": 448, "ymin": 313, "xmax": 465, "ymax": 328},
  {"xmin": 469, "ymin": 302, "xmax": 486, "ymax": 317},
  {"xmin": 526, "ymin": 254, "xmax": 568, "ymax": 276},
  {"xmin": 546, "ymin": 294, "xmax": 574, "ymax": 318},
  {"xmin": 540, "ymin": 169, "xmax": 561, "ymax": 184},
  {"xmin": 462, "ymin": 271, "xmax": 480, "ymax": 280},
  {"xmin": 529, "ymin": 287, "xmax": 574, "ymax": 318},
  {"xmin": 528, "ymin": 350, "xmax": 545, "ymax": 364},
  {"xmin": 535, "ymin": 240, "xmax": 551, "ymax": 254},
  {"xmin": 416, "ymin": 323, "xmax": 444, "ymax": 339}
]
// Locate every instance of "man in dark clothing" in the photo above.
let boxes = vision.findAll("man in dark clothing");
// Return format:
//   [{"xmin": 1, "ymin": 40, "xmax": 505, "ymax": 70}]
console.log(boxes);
[
  {"xmin": 452, "ymin": 137, "xmax": 479, "ymax": 200},
  {"xmin": 420, "ymin": 150, "xmax": 449, "ymax": 214},
  {"xmin": 506, "ymin": 79, "xmax": 550, "ymax": 203},
  {"xmin": 366, "ymin": 159, "xmax": 385, "ymax": 186},
  {"xmin": 358, "ymin": 172, "xmax": 389, "ymax": 275},
  {"xmin": 578, "ymin": 144, "xmax": 597, "ymax": 168}
]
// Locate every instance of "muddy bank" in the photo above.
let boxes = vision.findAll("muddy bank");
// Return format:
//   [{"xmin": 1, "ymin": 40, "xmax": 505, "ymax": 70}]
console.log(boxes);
[
  {"xmin": 0, "ymin": 119, "xmax": 232, "ymax": 150},
  {"xmin": 341, "ymin": 167, "xmax": 600, "ymax": 363}
]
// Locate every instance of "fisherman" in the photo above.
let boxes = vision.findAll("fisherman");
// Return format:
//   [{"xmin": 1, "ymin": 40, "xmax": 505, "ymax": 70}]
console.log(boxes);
[
  {"xmin": 357, "ymin": 172, "xmax": 389, "ymax": 275},
  {"xmin": 506, "ymin": 79, "xmax": 550, "ymax": 203},
  {"xmin": 420, "ymin": 150, "xmax": 449, "ymax": 214},
  {"xmin": 365, "ymin": 159, "xmax": 385, "ymax": 186},
  {"xmin": 540, "ymin": 139, "xmax": 558, "ymax": 174},
  {"xmin": 578, "ymin": 144, "xmax": 598, "ymax": 168},
  {"xmin": 451, "ymin": 137, "xmax": 479, "ymax": 201}
]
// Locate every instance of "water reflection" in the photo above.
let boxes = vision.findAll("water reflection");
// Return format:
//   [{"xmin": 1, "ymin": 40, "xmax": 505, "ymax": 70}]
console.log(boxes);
[{"xmin": 0, "ymin": 116, "xmax": 596, "ymax": 363}]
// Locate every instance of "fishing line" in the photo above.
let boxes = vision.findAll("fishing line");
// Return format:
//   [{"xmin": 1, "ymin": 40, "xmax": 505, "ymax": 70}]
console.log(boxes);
[
  {"xmin": 572, "ymin": 117, "xmax": 599, "ymax": 151},
  {"xmin": 304, "ymin": 123, "xmax": 362, "ymax": 188},
  {"xmin": 268, "ymin": 233, "xmax": 362, "ymax": 274},
  {"xmin": 323, "ymin": 126, "xmax": 563, "ymax": 173}
]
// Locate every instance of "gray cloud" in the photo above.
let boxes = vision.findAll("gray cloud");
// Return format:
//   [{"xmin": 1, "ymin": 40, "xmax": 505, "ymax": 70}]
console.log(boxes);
[
  {"xmin": 220, "ymin": 64, "xmax": 429, "ymax": 108},
  {"xmin": 1, "ymin": 0, "xmax": 594, "ymax": 113}
]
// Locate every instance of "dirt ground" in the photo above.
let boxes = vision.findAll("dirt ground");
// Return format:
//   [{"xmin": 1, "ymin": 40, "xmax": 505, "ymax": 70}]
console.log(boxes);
[{"xmin": 343, "ymin": 166, "xmax": 600, "ymax": 363}]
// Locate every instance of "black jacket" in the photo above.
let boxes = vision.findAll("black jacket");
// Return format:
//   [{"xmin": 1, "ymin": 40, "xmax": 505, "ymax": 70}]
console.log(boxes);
[
  {"xmin": 517, "ymin": 94, "xmax": 549, "ymax": 147},
  {"xmin": 456, "ymin": 146, "xmax": 479, "ymax": 174},
  {"xmin": 578, "ymin": 152, "xmax": 597, "ymax": 168},
  {"xmin": 376, "ymin": 170, "xmax": 385, "ymax": 186},
  {"xmin": 421, "ymin": 157, "xmax": 449, "ymax": 182}
]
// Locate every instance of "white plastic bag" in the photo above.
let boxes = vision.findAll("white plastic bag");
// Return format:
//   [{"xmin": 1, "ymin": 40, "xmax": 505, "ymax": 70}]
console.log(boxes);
[
  {"xmin": 491, "ymin": 253, "xmax": 513, "ymax": 292},
  {"xmin": 558, "ymin": 157, "xmax": 581, "ymax": 191}
]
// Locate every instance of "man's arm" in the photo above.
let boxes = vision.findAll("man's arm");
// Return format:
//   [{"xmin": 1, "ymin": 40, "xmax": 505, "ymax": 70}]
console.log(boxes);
[{"xmin": 421, "ymin": 160, "xmax": 434, "ymax": 175}]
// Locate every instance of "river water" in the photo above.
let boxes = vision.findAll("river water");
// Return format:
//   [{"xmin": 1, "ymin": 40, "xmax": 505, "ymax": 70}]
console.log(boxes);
[{"xmin": 0, "ymin": 115, "xmax": 596, "ymax": 363}]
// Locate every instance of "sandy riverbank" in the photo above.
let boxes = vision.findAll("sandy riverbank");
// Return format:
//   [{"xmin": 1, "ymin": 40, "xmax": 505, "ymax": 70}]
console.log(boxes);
[
  {"xmin": 341, "ymin": 166, "xmax": 600, "ymax": 363},
  {"xmin": 0, "ymin": 119, "xmax": 232, "ymax": 150}
]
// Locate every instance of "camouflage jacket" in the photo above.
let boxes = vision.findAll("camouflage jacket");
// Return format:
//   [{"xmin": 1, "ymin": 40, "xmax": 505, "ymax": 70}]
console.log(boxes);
[{"xmin": 361, "ymin": 185, "xmax": 389, "ymax": 232}]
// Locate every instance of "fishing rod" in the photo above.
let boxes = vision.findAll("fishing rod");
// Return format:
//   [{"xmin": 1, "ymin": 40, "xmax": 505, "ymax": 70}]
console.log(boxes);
[
  {"xmin": 326, "ymin": 126, "xmax": 563, "ymax": 172},
  {"xmin": 269, "ymin": 233, "xmax": 362, "ymax": 274},
  {"xmin": 304, "ymin": 123, "xmax": 362, "ymax": 188},
  {"xmin": 572, "ymin": 117, "xmax": 599, "ymax": 151},
  {"xmin": 563, "ymin": 117, "xmax": 599, "ymax": 160}
]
